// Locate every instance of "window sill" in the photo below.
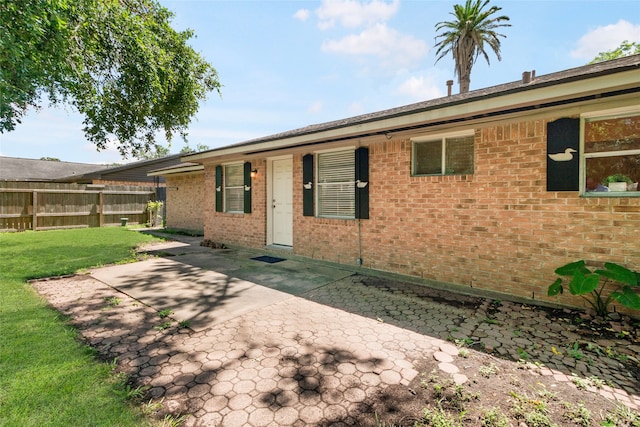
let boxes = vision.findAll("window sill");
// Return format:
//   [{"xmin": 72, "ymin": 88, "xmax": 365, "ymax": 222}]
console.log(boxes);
[
  {"xmin": 316, "ymin": 215, "xmax": 356, "ymax": 221},
  {"xmin": 581, "ymin": 191, "xmax": 640, "ymax": 198}
]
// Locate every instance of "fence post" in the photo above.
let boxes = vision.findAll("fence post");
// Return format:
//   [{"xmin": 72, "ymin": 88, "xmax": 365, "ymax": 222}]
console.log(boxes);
[
  {"xmin": 99, "ymin": 192, "xmax": 104, "ymax": 227},
  {"xmin": 32, "ymin": 191, "xmax": 38, "ymax": 231}
]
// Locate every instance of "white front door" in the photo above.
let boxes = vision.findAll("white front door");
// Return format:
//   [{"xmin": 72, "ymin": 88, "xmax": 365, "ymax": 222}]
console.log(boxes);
[{"xmin": 271, "ymin": 158, "xmax": 293, "ymax": 246}]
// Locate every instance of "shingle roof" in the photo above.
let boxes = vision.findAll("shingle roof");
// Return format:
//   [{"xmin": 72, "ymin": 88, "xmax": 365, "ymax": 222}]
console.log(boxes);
[
  {"xmin": 187, "ymin": 54, "xmax": 640, "ymax": 158},
  {"xmin": 67, "ymin": 154, "xmax": 183, "ymax": 181},
  {"xmin": 0, "ymin": 157, "xmax": 106, "ymax": 181}
]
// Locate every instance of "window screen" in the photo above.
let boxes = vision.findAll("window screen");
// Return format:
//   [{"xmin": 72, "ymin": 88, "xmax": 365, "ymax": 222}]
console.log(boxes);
[{"xmin": 413, "ymin": 134, "xmax": 474, "ymax": 175}]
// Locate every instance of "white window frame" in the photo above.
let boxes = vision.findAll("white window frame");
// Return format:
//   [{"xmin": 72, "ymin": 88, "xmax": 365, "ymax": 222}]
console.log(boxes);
[
  {"xmin": 580, "ymin": 106, "xmax": 640, "ymax": 196},
  {"xmin": 224, "ymin": 163, "xmax": 244, "ymax": 213},
  {"xmin": 315, "ymin": 148, "xmax": 355, "ymax": 219},
  {"xmin": 411, "ymin": 130, "xmax": 475, "ymax": 176}
]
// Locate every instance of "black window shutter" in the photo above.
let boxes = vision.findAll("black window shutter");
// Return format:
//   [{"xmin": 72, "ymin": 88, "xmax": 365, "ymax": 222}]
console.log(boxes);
[
  {"xmin": 355, "ymin": 147, "xmax": 369, "ymax": 219},
  {"xmin": 302, "ymin": 154, "xmax": 314, "ymax": 216},
  {"xmin": 243, "ymin": 162, "xmax": 252, "ymax": 214},
  {"xmin": 547, "ymin": 118, "xmax": 580, "ymax": 191},
  {"xmin": 215, "ymin": 165, "xmax": 223, "ymax": 212}
]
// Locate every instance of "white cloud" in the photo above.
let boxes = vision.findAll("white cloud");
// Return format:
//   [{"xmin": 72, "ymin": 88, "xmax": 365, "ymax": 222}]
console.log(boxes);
[
  {"xmin": 307, "ymin": 100, "xmax": 324, "ymax": 114},
  {"xmin": 293, "ymin": 9, "xmax": 310, "ymax": 22},
  {"xmin": 316, "ymin": 0, "xmax": 399, "ymax": 30},
  {"xmin": 321, "ymin": 23, "xmax": 428, "ymax": 70},
  {"xmin": 395, "ymin": 74, "xmax": 444, "ymax": 102},
  {"xmin": 571, "ymin": 19, "xmax": 640, "ymax": 59},
  {"xmin": 347, "ymin": 101, "xmax": 365, "ymax": 116}
]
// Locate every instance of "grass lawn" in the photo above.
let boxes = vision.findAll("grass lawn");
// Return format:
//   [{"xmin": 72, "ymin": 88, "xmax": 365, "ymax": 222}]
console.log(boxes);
[{"xmin": 0, "ymin": 227, "xmax": 161, "ymax": 426}]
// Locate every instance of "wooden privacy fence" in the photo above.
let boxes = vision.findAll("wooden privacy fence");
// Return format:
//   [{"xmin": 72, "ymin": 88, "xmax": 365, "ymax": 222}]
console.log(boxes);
[{"xmin": 0, "ymin": 182, "xmax": 157, "ymax": 231}]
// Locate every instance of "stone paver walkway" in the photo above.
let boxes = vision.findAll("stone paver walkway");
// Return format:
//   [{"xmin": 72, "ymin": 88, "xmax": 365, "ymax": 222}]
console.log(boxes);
[
  {"xmin": 32, "ymin": 237, "xmax": 640, "ymax": 426},
  {"xmin": 34, "ymin": 275, "xmax": 455, "ymax": 426},
  {"xmin": 304, "ymin": 275, "xmax": 640, "ymax": 408}
]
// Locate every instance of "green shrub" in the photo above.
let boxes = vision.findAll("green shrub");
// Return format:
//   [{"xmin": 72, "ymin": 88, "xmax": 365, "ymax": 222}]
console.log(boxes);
[{"xmin": 548, "ymin": 260, "xmax": 640, "ymax": 318}]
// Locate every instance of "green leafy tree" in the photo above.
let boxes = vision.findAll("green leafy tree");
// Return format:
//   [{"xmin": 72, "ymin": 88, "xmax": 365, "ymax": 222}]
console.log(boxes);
[
  {"xmin": 434, "ymin": 0, "xmax": 510, "ymax": 94},
  {"xmin": 589, "ymin": 40, "xmax": 640, "ymax": 64},
  {"xmin": 136, "ymin": 145, "xmax": 170, "ymax": 160},
  {"xmin": 180, "ymin": 143, "xmax": 210, "ymax": 154},
  {"xmin": 40, "ymin": 157, "xmax": 61, "ymax": 161},
  {"xmin": 1, "ymin": 0, "xmax": 221, "ymax": 158}
]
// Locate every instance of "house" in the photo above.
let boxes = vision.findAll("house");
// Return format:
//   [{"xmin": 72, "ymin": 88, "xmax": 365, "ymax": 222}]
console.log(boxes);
[{"xmin": 163, "ymin": 55, "xmax": 640, "ymax": 311}]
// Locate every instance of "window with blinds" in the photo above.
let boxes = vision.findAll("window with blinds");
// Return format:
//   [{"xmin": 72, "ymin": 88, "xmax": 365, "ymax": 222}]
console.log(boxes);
[
  {"xmin": 317, "ymin": 150, "xmax": 355, "ymax": 218},
  {"xmin": 224, "ymin": 163, "xmax": 244, "ymax": 212}
]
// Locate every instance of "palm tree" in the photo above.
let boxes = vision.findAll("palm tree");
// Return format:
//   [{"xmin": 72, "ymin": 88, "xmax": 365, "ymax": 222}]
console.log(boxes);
[{"xmin": 434, "ymin": 0, "xmax": 510, "ymax": 94}]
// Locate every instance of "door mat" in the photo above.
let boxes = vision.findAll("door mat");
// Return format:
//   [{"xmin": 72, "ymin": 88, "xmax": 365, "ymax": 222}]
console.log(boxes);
[{"xmin": 251, "ymin": 255, "xmax": 286, "ymax": 264}]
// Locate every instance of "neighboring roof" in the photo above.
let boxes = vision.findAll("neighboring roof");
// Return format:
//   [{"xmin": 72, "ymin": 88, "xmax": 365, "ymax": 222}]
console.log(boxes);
[
  {"xmin": 1, "ymin": 154, "xmax": 185, "ymax": 184},
  {"xmin": 62, "ymin": 154, "xmax": 184, "ymax": 183},
  {"xmin": 184, "ymin": 54, "xmax": 640, "ymax": 162},
  {"xmin": 0, "ymin": 157, "xmax": 106, "ymax": 181}
]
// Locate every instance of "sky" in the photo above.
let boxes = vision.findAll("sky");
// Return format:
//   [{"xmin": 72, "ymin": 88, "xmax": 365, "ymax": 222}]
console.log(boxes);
[{"xmin": 1, "ymin": 0, "xmax": 639, "ymax": 165}]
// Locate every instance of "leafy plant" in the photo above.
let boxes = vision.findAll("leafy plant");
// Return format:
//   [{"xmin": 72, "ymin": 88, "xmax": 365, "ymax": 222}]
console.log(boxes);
[
  {"xmin": 104, "ymin": 296, "xmax": 122, "ymax": 307},
  {"xmin": 158, "ymin": 309, "xmax": 174, "ymax": 319},
  {"xmin": 602, "ymin": 173, "xmax": 633, "ymax": 184},
  {"xmin": 154, "ymin": 321, "xmax": 172, "ymax": 331},
  {"xmin": 160, "ymin": 414, "xmax": 187, "ymax": 427},
  {"xmin": 147, "ymin": 201, "xmax": 164, "ymax": 227},
  {"xmin": 480, "ymin": 408, "xmax": 510, "ymax": 427},
  {"xmin": 567, "ymin": 342, "xmax": 585, "ymax": 360},
  {"xmin": 422, "ymin": 405, "xmax": 462, "ymax": 427},
  {"xmin": 478, "ymin": 363, "xmax": 499, "ymax": 378},
  {"xmin": 570, "ymin": 374, "xmax": 587, "ymax": 390},
  {"xmin": 562, "ymin": 402, "xmax": 591, "ymax": 426},
  {"xmin": 516, "ymin": 348, "xmax": 530, "ymax": 360},
  {"xmin": 600, "ymin": 403, "xmax": 640, "ymax": 426},
  {"xmin": 548, "ymin": 260, "xmax": 640, "ymax": 318}
]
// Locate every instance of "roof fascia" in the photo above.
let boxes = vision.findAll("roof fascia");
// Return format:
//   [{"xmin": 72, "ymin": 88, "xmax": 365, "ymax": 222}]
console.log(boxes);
[
  {"xmin": 147, "ymin": 164, "xmax": 204, "ymax": 177},
  {"xmin": 184, "ymin": 68, "xmax": 639, "ymax": 162}
]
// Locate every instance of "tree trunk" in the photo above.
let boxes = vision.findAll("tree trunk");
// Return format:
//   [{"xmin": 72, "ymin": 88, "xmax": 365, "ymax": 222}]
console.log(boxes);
[{"xmin": 459, "ymin": 74, "xmax": 470, "ymax": 93}]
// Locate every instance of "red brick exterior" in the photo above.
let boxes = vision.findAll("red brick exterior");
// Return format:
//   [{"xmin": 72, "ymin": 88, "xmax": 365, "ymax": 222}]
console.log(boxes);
[
  {"xmin": 203, "ymin": 160, "xmax": 267, "ymax": 247},
  {"xmin": 165, "ymin": 172, "xmax": 205, "ymax": 232},
  {"xmin": 201, "ymin": 116, "xmax": 640, "ymax": 312}
]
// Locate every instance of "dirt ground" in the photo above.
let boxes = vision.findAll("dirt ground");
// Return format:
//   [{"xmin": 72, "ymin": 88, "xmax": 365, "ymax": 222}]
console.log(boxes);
[
  {"xmin": 353, "ymin": 351, "xmax": 637, "ymax": 426},
  {"xmin": 351, "ymin": 311, "xmax": 640, "ymax": 427}
]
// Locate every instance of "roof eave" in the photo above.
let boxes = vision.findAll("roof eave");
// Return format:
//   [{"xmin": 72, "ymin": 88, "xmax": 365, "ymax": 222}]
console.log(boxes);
[
  {"xmin": 147, "ymin": 164, "xmax": 204, "ymax": 177},
  {"xmin": 182, "ymin": 58, "xmax": 640, "ymax": 162}
]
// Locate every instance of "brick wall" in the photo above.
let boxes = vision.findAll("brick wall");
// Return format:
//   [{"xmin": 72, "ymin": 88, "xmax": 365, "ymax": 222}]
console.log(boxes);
[
  {"xmin": 203, "ymin": 160, "xmax": 267, "ymax": 247},
  {"xmin": 360, "ymin": 118, "xmax": 639, "ymax": 310},
  {"xmin": 201, "ymin": 116, "xmax": 640, "ymax": 312},
  {"xmin": 165, "ymin": 172, "xmax": 204, "ymax": 232}
]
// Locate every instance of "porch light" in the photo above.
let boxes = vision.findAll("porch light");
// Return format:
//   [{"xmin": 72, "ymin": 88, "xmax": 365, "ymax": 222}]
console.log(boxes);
[{"xmin": 250, "ymin": 169, "xmax": 258, "ymax": 178}]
